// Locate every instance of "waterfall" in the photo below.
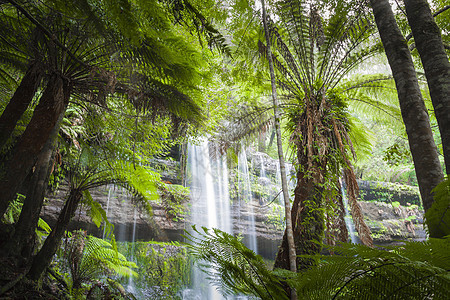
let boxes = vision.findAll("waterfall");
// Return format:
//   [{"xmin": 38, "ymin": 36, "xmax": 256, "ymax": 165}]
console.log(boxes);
[
  {"xmin": 237, "ymin": 149, "xmax": 258, "ymax": 254},
  {"xmin": 185, "ymin": 139, "xmax": 232, "ymax": 299},
  {"xmin": 102, "ymin": 185, "xmax": 113, "ymax": 239},
  {"xmin": 127, "ymin": 207, "xmax": 138, "ymax": 293},
  {"xmin": 340, "ymin": 179, "xmax": 357, "ymax": 243},
  {"xmin": 216, "ymin": 153, "xmax": 232, "ymax": 234},
  {"xmin": 253, "ymin": 153, "xmax": 268, "ymax": 205}
]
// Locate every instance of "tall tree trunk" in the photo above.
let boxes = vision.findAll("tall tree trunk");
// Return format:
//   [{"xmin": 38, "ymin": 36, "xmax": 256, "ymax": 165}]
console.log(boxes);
[
  {"xmin": 28, "ymin": 188, "xmax": 83, "ymax": 280},
  {"xmin": 370, "ymin": 0, "xmax": 444, "ymax": 212},
  {"xmin": 0, "ymin": 60, "xmax": 43, "ymax": 150},
  {"xmin": 3, "ymin": 110, "xmax": 65, "ymax": 260},
  {"xmin": 261, "ymin": 0, "xmax": 298, "ymax": 284},
  {"xmin": 404, "ymin": 0, "xmax": 450, "ymax": 175},
  {"xmin": 0, "ymin": 73, "xmax": 69, "ymax": 218},
  {"xmin": 274, "ymin": 156, "xmax": 326, "ymax": 271}
]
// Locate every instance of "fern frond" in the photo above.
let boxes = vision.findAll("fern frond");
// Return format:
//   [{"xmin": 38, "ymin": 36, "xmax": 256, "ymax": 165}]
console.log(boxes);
[
  {"xmin": 214, "ymin": 101, "xmax": 274, "ymax": 154},
  {"xmin": 291, "ymin": 239, "xmax": 450, "ymax": 299},
  {"xmin": 425, "ymin": 177, "xmax": 450, "ymax": 238},
  {"xmin": 78, "ymin": 235, "xmax": 138, "ymax": 282},
  {"xmin": 185, "ymin": 227, "xmax": 289, "ymax": 300}
]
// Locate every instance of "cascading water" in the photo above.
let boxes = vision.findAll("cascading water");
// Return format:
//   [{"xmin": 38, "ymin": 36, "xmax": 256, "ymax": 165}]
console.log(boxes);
[
  {"xmin": 253, "ymin": 153, "xmax": 269, "ymax": 205},
  {"xmin": 127, "ymin": 207, "xmax": 138, "ymax": 293},
  {"xmin": 215, "ymin": 151, "xmax": 232, "ymax": 234},
  {"xmin": 102, "ymin": 185, "xmax": 113, "ymax": 239},
  {"xmin": 184, "ymin": 139, "xmax": 232, "ymax": 299},
  {"xmin": 238, "ymin": 149, "xmax": 258, "ymax": 254},
  {"xmin": 339, "ymin": 179, "xmax": 357, "ymax": 243},
  {"xmin": 102, "ymin": 185, "xmax": 140, "ymax": 295}
]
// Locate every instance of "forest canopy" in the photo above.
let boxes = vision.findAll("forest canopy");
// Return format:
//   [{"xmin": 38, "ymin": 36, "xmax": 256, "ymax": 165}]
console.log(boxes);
[{"xmin": 0, "ymin": 0, "xmax": 449, "ymax": 299}]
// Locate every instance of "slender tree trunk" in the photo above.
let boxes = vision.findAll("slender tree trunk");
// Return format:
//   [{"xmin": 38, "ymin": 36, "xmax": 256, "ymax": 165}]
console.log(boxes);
[
  {"xmin": 0, "ymin": 60, "xmax": 43, "ymax": 150},
  {"xmin": 370, "ymin": 0, "xmax": 444, "ymax": 212},
  {"xmin": 261, "ymin": 0, "xmax": 298, "ymax": 284},
  {"xmin": 404, "ymin": 0, "xmax": 450, "ymax": 175},
  {"xmin": 4, "ymin": 110, "xmax": 65, "ymax": 260},
  {"xmin": 0, "ymin": 73, "xmax": 69, "ymax": 218},
  {"xmin": 28, "ymin": 188, "xmax": 83, "ymax": 280}
]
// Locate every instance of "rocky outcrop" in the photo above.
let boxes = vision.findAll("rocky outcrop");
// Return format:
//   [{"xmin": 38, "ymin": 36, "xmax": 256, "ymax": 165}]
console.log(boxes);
[
  {"xmin": 357, "ymin": 180, "xmax": 421, "ymax": 206},
  {"xmin": 360, "ymin": 201, "xmax": 426, "ymax": 245},
  {"xmin": 41, "ymin": 150, "xmax": 425, "ymax": 261},
  {"xmin": 42, "ymin": 184, "xmax": 186, "ymax": 243}
]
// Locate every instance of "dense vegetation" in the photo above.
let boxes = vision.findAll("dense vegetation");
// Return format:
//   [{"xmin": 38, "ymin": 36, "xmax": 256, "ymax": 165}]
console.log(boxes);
[{"xmin": 0, "ymin": 0, "xmax": 448, "ymax": 299}]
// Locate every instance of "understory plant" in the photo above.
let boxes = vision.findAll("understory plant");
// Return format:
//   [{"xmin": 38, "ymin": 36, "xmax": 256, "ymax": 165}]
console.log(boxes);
[
  {"xmin": 117, "ymin": 241, "xmax": 192, "ymax": 299},
  {"xmin": 54, "ymin": 230, "xmax": 137, "ymax": 299},
  {"xmin": 187, "ymin": 227, "xmax": 450, "ymax": 300}
]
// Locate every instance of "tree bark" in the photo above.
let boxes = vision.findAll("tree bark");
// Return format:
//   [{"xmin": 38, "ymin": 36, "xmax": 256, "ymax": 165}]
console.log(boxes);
[
  {"xmin": 28, "ymin": 188, "xmax": 83, "ymax": 280},
  {"xmin": 404, "ymin": 0, "xmax": 450, "ymax": 175},
  {"xmin": 0, "ymin": 60, "xmax": 43, "ymax": 150},
  {"xmin": 274, "ymin": 157, "xmax": 326, "ymax": 271},
  {"xmin": 370, "ymin": 0, "xmax": 444, "ymax": 212},
  {"xmin": 0, "ymin": 73, "xmax": 69, "ymax": 218},
  {"xmin": 4, "ymin": 110, "xmax": 65, "ymax": 260},
  {"xmin": 261, "ymin": 0, "xmax": 298, "ymax": 282}
]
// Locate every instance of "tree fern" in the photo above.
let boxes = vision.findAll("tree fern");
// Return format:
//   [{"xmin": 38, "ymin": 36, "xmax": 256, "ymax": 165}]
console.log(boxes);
[
  {"xmin": 185, "ymin": 226, "xmax": 289, "ymax": 300},
  {"xmin": 425, "ymin": 176, "xmax": 450, "ymax": 238},
  {"xmin": 187, "ymin": 227, "xmax": 450, "ymax": 300},
  {"xmin": 291, "ymin": 239, "xmax": 450, "ymax": 299},
  {"xmin": 60, "ymin": 230, "xmax": 137, "ymax": 292}
]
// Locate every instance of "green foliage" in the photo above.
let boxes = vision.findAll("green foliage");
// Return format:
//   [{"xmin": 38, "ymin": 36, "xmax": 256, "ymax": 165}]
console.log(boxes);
[
  {"xmin": 185, "ymin": 226, "xmax": 289, "ymax": 299},
  {"xmin": 1, "ymin": 193, "xmax": 51, "ymax": 241},
  {"xmin": 391, "ymin": 201, "xmax": 401, "ymax": 209},
  {"xmin": 358, "ymin": 181, "xmax": 421, "ymax": 207},
  {"xmin": 160, "ymin": 184, "xmax": 190, "ymax": 222},
  {"xmin": 425, "ymin": 176, "xmax": 450, "ymax": 238},
  {"xmin": 291, "ymin": 240, "xmax": 450, "ymax": 299},
  {"xmin": 383, "ymin": 143, "xmax": 411, "ymax": 166},
  {"xmin": 56, "ymin": 231, "xmax": 137, "ymax": 297},
  {"xmin": 186, "ymin": 227, "xmax": 450, "ymax": 300},
  {"xmin": 1, "ymin": 193, "xmax": 25, "ymax": 224},
  {"xmin": 117, "ymin": 241, "xmax": 192, "ymax": 299}
]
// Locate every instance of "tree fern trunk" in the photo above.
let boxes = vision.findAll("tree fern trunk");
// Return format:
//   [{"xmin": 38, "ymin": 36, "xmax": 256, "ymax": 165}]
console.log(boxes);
[
  {"xmin": 5, "ymin": 109, "xmax": 65, "ymax": 260},
  {"xmin": 274, "ymin": 164, "xmax": 326, "ymax": 271},
  {"xmin": 261, "ymin": 0, "xmax": 298, "ymax": 280},
  {"xmin": 28, "ymin": 188, "xmax": 83, "ymax": 280},
  {"xmin": 404, "ymin": 0, "xmax": 450, "ymax": 175},
  {"xmin": 369, "ymin": 0, "xmax": 444, "ymax": 212},
  {"xmin": 0, "ymin": 60, "xmax": 43, "ymax": 150},
  {"xmin": 0, "ymin": 73, "xmax": 70, "ymax": 218}
]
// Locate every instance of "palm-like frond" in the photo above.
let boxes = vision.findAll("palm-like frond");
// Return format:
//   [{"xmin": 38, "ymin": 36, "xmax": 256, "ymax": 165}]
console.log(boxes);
[
  {"xmin": 291, "ymin": 239, "xmax": 450, "ymax": 299},
  {"xmin": 425, "ymin": 176, "xmax": 450, "ymax": 238},
  {"xmin": 80, "ymin": 235, "xmax": 137, "ymax": 278},
  {"xmin": 62, "ymin": 231, "xmax": 137, "ymax": 290},
  {"xmin": 164, "ymin": 0, "xmax": 231, "ymax": 56},
  {"xmin": 187, "ymin": 227, "xmax": 450, "ymax": 300},
  {"xmin": 66, "ymin": 146, "xmax": 160, "ymax": 218},
  {"xmin": 185, "ymin": 226, "xmax": 289, "ymax": 300},
  {"xmin": 214, "ymin": 100, "xmax": 274, "ymax": 153}
]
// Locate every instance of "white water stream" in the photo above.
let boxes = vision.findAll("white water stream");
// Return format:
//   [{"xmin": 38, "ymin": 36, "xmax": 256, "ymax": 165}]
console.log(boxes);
[
  {"xmin": 185, "ymin": 140, "xmax": 232, "ymax": 299},
  {"xmin": 238, "ymin": 149, "xmax": 258, "ymax": 254},
  {"xmin": 339, "ymin": 179, "xmax": 357, "ymax": 243}
]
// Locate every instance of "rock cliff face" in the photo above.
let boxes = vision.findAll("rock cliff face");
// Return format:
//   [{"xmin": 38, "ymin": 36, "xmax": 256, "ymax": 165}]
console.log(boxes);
[{"xmin": 42, "ymin": 151, "xmax": 426, "ymax": 260}]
